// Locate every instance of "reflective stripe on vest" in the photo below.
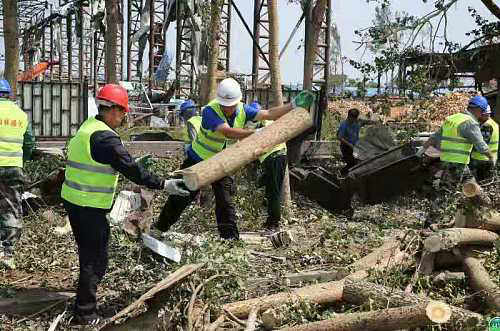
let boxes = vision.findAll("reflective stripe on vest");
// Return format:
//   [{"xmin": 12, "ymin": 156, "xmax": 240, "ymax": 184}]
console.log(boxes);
[
  {"xmin": 440, "ymin": 113, "xmax": 474, "ymax": 165},
  {"xmin": 61, "ymin": 116, "xmax": 120, "ymax": 209},
  {"xmin": 183, "ymin": 116, "xmax": 202, "ymax": 143},
  {"xmin": 191, "ymin": 100, "xmax": 246, "ymax": 160},
  {"xmin": 0, "ymin": 100, "xmax": 28, "ymax": 168},
  {"xmin": 258, "ymin": 120, "xmax": 287, "ymax": 163},
  {"xmin": 471, "ymin": 118, "xmax": 499, "ymax": 161}
]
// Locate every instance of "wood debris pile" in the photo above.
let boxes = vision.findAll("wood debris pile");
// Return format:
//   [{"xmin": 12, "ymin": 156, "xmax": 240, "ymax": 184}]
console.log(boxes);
[
  {"xmin": 328, "ymin": 99, "xmax": 375, "ymax": 120},
  {"xmin": 410, "ymin": 92, "xmax": 473, "ymax": 128}
]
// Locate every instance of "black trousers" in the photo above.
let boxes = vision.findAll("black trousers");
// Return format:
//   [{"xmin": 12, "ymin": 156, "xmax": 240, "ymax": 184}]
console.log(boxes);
[
  {"xmin": 63, "ymin": 200, "xmax": 110, "ymax": 318},
  {"xmin": 262, "ymin": 152, "xmax": 287, "ymax": 227},
  {"xmin": 340, "ymin": 143, "xmax": 358, "ymax": 175},
  {"xmin": 156, "ymin": 157, "xmax": 239, "ymax": 239}
]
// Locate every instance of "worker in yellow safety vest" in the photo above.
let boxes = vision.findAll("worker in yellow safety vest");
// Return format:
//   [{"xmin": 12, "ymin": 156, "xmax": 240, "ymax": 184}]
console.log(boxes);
[
  {"xmin": 0, "ymin": 79, "xmax": 35, "ymax": 269},
  {"xmin": 61, "ymin": 84, "xmax": 189, "ymax": 326},
  {"xmin": 155, "ymin": 78, "xmax": 315, "ymax": 240},
  {"xmin": 418, "ymin": 95, "xmax": 495, "ymax": 227},
  {"xmin": 180, "ymin": 99, "xmax": 201, "ymax": 145},
  {"xmin": 247, "ymin": 101, "xmax": 288, "ymax": 233},
  {"xmin": 470, "ymin": 106, "xmax": 498, "ymax": 181}
]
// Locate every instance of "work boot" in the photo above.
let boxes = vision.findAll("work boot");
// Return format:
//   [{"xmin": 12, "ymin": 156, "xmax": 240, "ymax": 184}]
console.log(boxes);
[
  {"xmin": 263, "ymin": 221, "xmax": 280, "ymax": 235},
  {"xmin": 70, "ymin": 313, "xmax": 102, "ymax": 326}
]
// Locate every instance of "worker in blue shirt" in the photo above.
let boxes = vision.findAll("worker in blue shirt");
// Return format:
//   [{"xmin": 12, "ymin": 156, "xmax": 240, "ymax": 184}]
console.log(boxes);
[
  {"xmin": 155, "ymin": 78, "xmax": 315, "ymax": 240},
  {"xmin": 337, "ymin": 108, "xmax": 361, "ymax": 176}
]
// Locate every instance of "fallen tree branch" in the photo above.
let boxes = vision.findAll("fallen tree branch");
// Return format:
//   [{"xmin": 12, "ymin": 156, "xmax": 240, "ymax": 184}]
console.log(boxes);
[
  {"xmin": 280, "ymin": 301, "xmax": 451, "ymax": 331},
  {"xmin": 206, "ymin": 315, "xmax": 225, "ymax": 331},
  {"xmin": 223, "ymin": 308, "xmax": 247, "ymax": 327},
  {"xmin": 244, "ymin": 306, "xmax": 259, "ymax": 331},
  {"xmin": 463, "ymin": 210, "xmax": 500, "ymax": 232},
  {"xmin": 461, "ymin": 250, "xmax": 500, "ymax": 312},
  {"xmin": 342, "ymin": 278, "xmax": 483, "ymax": 329},
  {"xmin": 424, "ymin": 228, "xmax": 499, "ymax": 253},
  {"xmin": 187, "ymin": 274, "xmax": 223, "ymax": 331}
]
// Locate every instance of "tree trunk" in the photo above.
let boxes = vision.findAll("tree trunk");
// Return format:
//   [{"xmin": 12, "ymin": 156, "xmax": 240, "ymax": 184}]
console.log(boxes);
[
  {"xmin": 178, "ymin": 108, "xmax": 313, "ymax": 190},
  {"xmin": 2, "ymin": 0, "xmax": 19, "ymax": 96},
  {"xmin": 342, "ymin": 278, "xmax": 483, "ymax": 329},
  {"xmin": 461, "ymin": 251, "xmax": 500, "ymax": 311},
  {"xmin": 423, "ymin": 228, "xmax": 499, "ymax": 253},
  {"xmin": 303, "ymin": 0, "xmax": 328, "ymax": 90},
  {"xmin": 463, "ymin": 209, "xmax": 500, "ymax": 232},
  {"xmin": 223, "ymin": 240, "xmax": 407, "ymax": 319},
  {"xmin": 480, "ymin": 0, "xmax": 500, "ymax": 20},
  {"xmin": 280, "ymin": 302, "xmax": 451, "ymax": 331},
  {"xmin": 105, "ymin": 0, "xmax": 120, "ymax": 83},
  {"xmin": 206, "ymin": 0, "xmax": 222, "ymax": 102}
]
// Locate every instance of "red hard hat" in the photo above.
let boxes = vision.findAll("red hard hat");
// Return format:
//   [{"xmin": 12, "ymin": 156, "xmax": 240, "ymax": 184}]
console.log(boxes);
[{"xmin": 96, "ymin": 84, "xmax": 129, "ymax": 112}]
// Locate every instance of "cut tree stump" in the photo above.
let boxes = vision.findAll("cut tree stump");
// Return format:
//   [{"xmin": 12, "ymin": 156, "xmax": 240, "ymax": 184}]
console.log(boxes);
[
  {"xmin": 342, "ymin": 278, "xmax": 483, "ymax": 329},
  {"xmin": 461, "ymin": 251, "xmax": 500, "ymax": 312},
  {"xmin": 423, "ymin": 228, "xmax": 499, "ymax": 253},
  {"xmin": 177, "ymin": 107, "xmax": 312, "ymax": 190},
  {"xmin": 280, "ymin": 301, "xmax": 451, "ymax": 331},
  {"xmin": 98, "ymin": 263, "xmax": 203, "ymax": 329},
  {"xmin": 223, "ymin": 242, "xmax": 407, "ymax": 319}
]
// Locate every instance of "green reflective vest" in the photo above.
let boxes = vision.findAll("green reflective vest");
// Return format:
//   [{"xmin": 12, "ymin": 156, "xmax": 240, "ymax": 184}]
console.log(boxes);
[
  {"xmin": 191, "ymin": 100, "xmax": 246, "ymax": 160},
  {"xmin": 258, "ymin": 120, "xmax": 287, "ymax": 163},
  {"xmin": 471, "ymin": 118, "xmax": 499, "ymax": 161},
  {"xmin": 183, "ymin": 116, "xmax": 202, "ymax": 143},
  {"xmin": 61, "ymin": 117, "xmax": 120, "ymax": 209},
  {"xmin": 0, "ymin": 100, "xmax": 28, "ymax": 168},
  {"xmin": 440, "ymin": 113, "xmax": 475, "ymax": 165}
]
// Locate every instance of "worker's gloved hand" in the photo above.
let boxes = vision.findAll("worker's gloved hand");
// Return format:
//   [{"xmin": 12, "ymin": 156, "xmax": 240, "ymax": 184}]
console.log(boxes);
[
  {"xmin": 415, "ymin": 147, "xmax": 426, "ymax": 158},
  {"xmin": 292, "ymin": 90, "xmax": 316, "ymax": 110},
  {"xmin": 164, "ymin": 179, "xmax": 190, "ymax": 196},
  {"xmin": 489, "ymin": 158, "xmax": 497, "ymax": 168}
]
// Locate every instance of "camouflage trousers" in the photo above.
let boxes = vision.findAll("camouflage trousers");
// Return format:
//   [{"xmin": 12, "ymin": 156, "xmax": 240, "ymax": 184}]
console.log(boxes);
[
  {"xmin": 425, "ymin": 162, "xmax": 473, "ymax": 226},
  {"xmin": 0, "ymin": 167, "xmax": 26, "ymax": 256}
]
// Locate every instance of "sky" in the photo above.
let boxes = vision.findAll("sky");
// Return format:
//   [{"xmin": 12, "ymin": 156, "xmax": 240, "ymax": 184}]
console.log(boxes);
[{"xmin": 195, "ymin": 0, "xmax": 497, "ymax": 83}]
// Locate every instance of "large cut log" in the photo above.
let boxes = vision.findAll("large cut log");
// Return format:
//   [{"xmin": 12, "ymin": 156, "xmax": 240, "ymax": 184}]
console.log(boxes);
[
  {"xmin": 280, "ymin": 301, "xmax": 451, "ymax": 331},
  {"xmin": 461, "ymin": 251, "xmax": 500, "ymax": 312},
  {"xmin": 342, "ymin": 278, "xmax": 483, "ymax": 329},
  {"xmin": 98, "ymin": 264, "xmax": 203, "ymax": 329},
  {"xmin": 178, "ymin": 107, "xmax": 312, "ymax": 190},
  {"xmin": 223, "ymin": 242, "xmax": 407, "ymax": 319},
  {"xmin": 463, "ymin": 209, "xmax": 500, "ymax": 232},
  {"xmin": 424, "ymin": 228, "xmax": 499, "ymax": 253}
]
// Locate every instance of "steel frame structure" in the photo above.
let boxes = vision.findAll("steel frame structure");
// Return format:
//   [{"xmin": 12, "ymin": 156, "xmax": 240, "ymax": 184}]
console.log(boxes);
[{"xmin": 175, "ymin": 0, "xmax": 195, "ymax": 99}]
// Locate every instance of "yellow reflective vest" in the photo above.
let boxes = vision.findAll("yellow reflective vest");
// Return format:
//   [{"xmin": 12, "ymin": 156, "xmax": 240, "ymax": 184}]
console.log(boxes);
[
  {"xmin": 61, "ymin": 117, "xmax": 120, "ymax": 209},
  {"xmin": 191, "ymin": 100, "xmax": 246, "ymax": 160},
  {"xmin": 258, "ymin": 120, "xmax": 287, "ymax": 163},
  {"xmin": 0, "ymin": 100, "xmax": 28, "ymax": 168},
  {"xmin": 183, "ymin": 115, "xmax": 202, "ymax": 143},
  {"xmin": 439, "ymin": 113, "xmax": 475, "ymax": 165},
  {"xmin": 471, "ymin": 118, "xmax": 499, "ymax": 161}
]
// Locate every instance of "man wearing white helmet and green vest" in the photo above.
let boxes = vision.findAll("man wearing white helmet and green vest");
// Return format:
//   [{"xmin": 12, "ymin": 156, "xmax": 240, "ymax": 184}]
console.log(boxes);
[{"xmin": 155, "ymin": 78, "xmax": 315, "ymax": 240}]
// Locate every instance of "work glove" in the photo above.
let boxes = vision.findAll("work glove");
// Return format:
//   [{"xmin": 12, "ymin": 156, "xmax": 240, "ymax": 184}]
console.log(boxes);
[
  {"xmin": 292, "ymin": 90, "xmax": 316, "ymax": 110},
  {"xmin": 164, "ymin": 179, "xmax": 190, "ymax": 196},
  {"xmin": 415, "ymin": 147, "xmax": 426, "ymax": 158},
  {"xmin": 489, "ymin": 158, "xmax": 497, "ymax": 168},
  {"xmin": 136, "ymin": 154, "xmax": 154, "ymax": 170}
]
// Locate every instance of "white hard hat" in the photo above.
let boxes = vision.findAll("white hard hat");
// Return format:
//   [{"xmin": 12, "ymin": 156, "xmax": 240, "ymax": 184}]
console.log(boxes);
[{"xmin": 216, "ymin": 78, "xmax": 242, "ymax": 106}]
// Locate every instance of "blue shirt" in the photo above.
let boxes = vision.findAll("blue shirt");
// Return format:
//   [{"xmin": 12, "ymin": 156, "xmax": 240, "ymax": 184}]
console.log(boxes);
[
  {"xmin": 338, "ymin": 120, "xmax": 360, "ymax": 145},
  {"xmin": 187, "ymin": 104, "xmax": 259, "ymax": 162}
]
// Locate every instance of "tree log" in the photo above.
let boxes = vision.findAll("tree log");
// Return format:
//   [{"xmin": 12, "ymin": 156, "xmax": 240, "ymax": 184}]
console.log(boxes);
[
  {"xmin": 432, "ymin": 271, "xmax": 466, "ymax": 285},
  {"xmin": 244, "ymin": 306, "xmax": 259, "ymax": 331},
  {"xmin": 461, "ymin": 252, "xmax": 500, "ymax": 312},
  {"xmin": 423, "ymin": 228, "xmax": 499, "ymax": 253},
  {"xmin": 223, "ymin": 243, "xmax": 407, "ymax": 319},
  {"xmin": 342, "ymin": 278, "xmax": 483, "ymax": 329},
  {"xmin": 462, "ymin": 180, "xmax": 491, "ymax": 205},
  {"xmin": 179, "ymin": 108, "xmax": 312, "ymax": 190},
  {"xmin": 434, "ymin": 250, "xmax": 464, "ymax": 269},
  {"xmin": 280, "ymin": 302, "xmax": 451, "ymax": 331},
  {"xmin": 464, "ymin": 209, "xmax": 500, "ymax": 232}
]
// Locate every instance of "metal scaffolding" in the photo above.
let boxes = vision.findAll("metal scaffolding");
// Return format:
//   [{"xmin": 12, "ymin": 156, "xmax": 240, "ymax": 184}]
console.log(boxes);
[
  {"xmin": 252, "ymin": 0, "xmax": 270, "ymax": 89},
  {"xmin": 219, "ymin": 0, "xmax": 231, "ymax": 72},
  {"xmin": 175, "ymin": 0, "xmax": 195, "ymax": 99}
]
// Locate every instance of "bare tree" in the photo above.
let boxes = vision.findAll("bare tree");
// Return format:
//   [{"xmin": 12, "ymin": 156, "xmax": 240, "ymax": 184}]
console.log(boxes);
[
  {"xmin": 303, "ymin": 0, "xmax": 328, "ymax": 90},
  {"xmin": 105, "ymin": 0, "xmax": 121, "ymax": 83},
  {"xmin": 2, "ymin": 0, "xmax": 20, "ymax": 96},
  {"xmin": 206, "ymin": 0, "xmax": 222, "ymax": 102}
]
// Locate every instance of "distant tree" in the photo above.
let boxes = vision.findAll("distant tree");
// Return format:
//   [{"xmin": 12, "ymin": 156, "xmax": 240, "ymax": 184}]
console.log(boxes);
[
  {"xmin": 3, "ymin": 0, "xmax": 19, "ymax": 96},
  {"xmin": 105, "ymin": 0, "xmax": 121, "ymax": 83}
]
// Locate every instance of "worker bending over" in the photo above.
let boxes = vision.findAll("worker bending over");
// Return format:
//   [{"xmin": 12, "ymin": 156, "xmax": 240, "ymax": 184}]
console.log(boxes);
[
  {"xmin": 0, "ymin": 79, "xmax": 35, "ymax": 269},
  {"xmin": 155, "ymin": 78, "xmax": 315, "ymax": 240},
  {"xmin": 248, "ymin": 101, "xmax": 288, "ymax": 233},
  {"xmin": 469, "ymin": 106, "xmax": 498, "ymax": 181},
  {"xmin": 419, "ymin": 96, "xmax": 495, "ymax": 226},
  {"xmin": 61, "ymin": 84, "xmax": 189, "ymax": 326}
]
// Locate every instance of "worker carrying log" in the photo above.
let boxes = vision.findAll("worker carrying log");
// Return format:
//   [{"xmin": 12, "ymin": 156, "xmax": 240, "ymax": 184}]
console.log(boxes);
[
  {"xmin": 418, "ymin": 95, "xmax": 495, "ymax": 227},
  {"xmin": 247, "ymin": 101, "xmax": 288, "ymax": 233},
  {"xmin": 0, "ymin": 79, "xmax": 35, "ymax": 270},
  {"xmin": 469, "ymin": 106, "xmax": 498, "ymax": 181},
  {"xmin": 60, "ymin": 84, "xmax": 189, "ymax": 326},
  {"xmin": 154, "ymin": 78, "xmax": 315, "ymax": 240}
]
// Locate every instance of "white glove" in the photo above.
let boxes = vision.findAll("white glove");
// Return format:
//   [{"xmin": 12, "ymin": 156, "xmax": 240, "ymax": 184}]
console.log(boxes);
[
  {"xmin": 164, "ymin": 179, "xmax": 190, "ymax": 196},
  {"xmin": 415, "ymin": 147, "xmax": 426, "ymax": 158}
]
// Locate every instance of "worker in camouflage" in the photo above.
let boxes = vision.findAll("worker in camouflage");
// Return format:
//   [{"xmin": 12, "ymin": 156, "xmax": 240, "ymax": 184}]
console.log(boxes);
[{"xmin": 0, "ymin": 79, "xmax": 35, "ymax": 269}]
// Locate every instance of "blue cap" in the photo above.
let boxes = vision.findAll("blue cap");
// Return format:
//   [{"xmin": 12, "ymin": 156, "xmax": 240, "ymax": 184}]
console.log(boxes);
[
  {"xmin": 468, "ymin": 96, "xmax": 489, "ymax": 112},
  {"xmin": 249, "ymin": 101, "xmax": 261, "ymax": 110},
  {"xmin": 180, "ymin": 100, "xmax": 196, "ymax": 113},
  {"xmin": 0, "ymin": 79, "xmax": 12, "ymax": 95}
]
